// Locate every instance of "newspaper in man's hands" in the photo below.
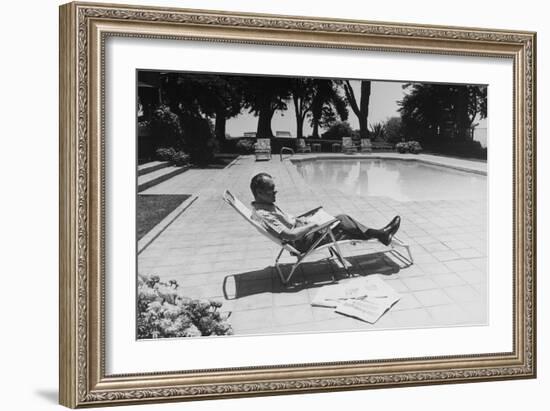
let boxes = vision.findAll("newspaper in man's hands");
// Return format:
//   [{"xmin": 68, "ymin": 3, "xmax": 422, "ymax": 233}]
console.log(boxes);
[{"xmin": 305, "ymin": 208, "xmax": 337, "ymax": 226}]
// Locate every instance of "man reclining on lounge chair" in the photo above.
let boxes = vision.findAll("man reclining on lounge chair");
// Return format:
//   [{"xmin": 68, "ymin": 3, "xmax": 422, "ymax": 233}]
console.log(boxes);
[{"xmin": 250, "ymin": 172, "xmax": 401, "ymax": 253}]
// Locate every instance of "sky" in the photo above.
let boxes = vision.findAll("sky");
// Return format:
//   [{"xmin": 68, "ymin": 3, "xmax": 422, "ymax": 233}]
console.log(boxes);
[{"xmin": 226, "ymin": 80, "xmax": 407, "ymax": 138}]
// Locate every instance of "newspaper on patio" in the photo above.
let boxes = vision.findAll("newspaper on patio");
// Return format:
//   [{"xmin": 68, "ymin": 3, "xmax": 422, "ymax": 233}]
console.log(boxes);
[{"xmin": 311, "ymin": 276, "xmax": 401, "ymax": 324}]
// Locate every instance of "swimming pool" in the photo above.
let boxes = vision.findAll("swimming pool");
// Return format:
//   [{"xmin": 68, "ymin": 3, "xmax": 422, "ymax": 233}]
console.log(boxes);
[{"xmin": 294, "ymin": 158, "xmax": 487, "ymax": 202}]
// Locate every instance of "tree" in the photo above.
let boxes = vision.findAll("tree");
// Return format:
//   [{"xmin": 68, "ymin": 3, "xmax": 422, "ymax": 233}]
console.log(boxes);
[
  {"xmin": 210, "ymin": 76, "xmax": 245, "ymax": 144},
  {"xmin": 286, "ymin": 78, "xmax": 348, "ymax": 140},
  {"xmin": 309, "ymin": 80, "xmax": 348, "ymax": 138},
  {"xmin": 241, "ymin": 76, "xmax": 294, "ymax": 138},
  {"xmin": 398, "ymin": 83, "xmax": 487, "ymax": 146},
  {"xmin": 384, "ymin": 117, "xmax": 404, "ymax": 144},
  {"xmin": 289, "ymin": 78, "xmax": 315, "ymax": 139},
  {"xmin": 369, "ymin": 122, "xmax": 386, "ymax": 142},
  {"xmin": 321, "ymin": 121, "xmax": 353, "ymax": 139},
  {"xmin": 149, "ymin": 104, "xmax": 184, "ymax": 149},
  {"xmin": 161, "ymin": 73, "xmax": 244, "ymax": 144},
  {"xmin": 343, "ymin": 80, "xmax": 371, "ymax": 139}
]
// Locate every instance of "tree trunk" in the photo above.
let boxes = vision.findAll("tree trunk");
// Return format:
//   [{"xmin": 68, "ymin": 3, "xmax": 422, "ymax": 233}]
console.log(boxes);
[
  {"xmin": 359, "ymin": 117, "xmax": 369, "ymax": 139},
  {"xmin": 311, "ymin": 102, "xmax": 322, "ymax": 138},
  {"xmin": 256, "ymin": 99, "xmax": 274, "ymax": 138},
  {"xmin": 359, "ymin": 81, "xmax": 371, "ymax": 139},
  {"xmin": 311, "ymin": 121, "xmax": 320, "ymax": 138},
  {"xmin": 296, "ymin": 115, "xmax": 304, "ymax": 139},
  {"xmin": 293, "ymin": 95, "xmax": 303, "ymax": 139},
  {"xmin": 456, "ymin": 88, "xmax": 473, "ymax": 141},
  {"xmin": 214, "ymin": 109, "xmax": 226, "ymax": 143}
]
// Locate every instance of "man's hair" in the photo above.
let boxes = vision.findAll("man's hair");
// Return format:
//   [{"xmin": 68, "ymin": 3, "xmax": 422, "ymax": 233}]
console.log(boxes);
[{"xmin": 250, "ymin": 172, "xmax": 272, "ymax": 197}]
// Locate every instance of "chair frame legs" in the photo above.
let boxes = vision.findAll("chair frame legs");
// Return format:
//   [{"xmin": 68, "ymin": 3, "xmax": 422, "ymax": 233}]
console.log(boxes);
[
  {"xmin": 274, "ymin": 235, "xmax": 414, "ymax": 285},
  {"xmin": 274, "ymin": 228, "xmax": 338, "ymax": 285}
]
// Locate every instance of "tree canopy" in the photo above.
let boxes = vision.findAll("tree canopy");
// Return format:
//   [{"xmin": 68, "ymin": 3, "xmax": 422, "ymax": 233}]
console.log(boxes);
[
  {"xmin": 161, "ymin": 73, "xmax": 245, "ymax": 142},
  {"xmin": 398, "ymin": 83, "xmax": 487, "ymax": 146}
]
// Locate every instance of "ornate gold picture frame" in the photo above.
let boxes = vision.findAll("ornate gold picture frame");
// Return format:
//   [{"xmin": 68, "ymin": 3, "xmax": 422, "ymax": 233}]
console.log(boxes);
[{"xmin": 59, "ymin": 1, "xmax": 536, "ymax": 408}]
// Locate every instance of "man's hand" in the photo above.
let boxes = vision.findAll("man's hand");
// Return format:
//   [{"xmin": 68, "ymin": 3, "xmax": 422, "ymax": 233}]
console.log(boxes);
[{"xmin": 280, "ymin": 221, "xmax": 318, "ymax": 241}]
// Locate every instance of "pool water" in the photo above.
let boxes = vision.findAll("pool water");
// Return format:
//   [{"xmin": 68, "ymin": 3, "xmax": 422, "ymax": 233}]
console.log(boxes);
[{"xmin": 294, "ymin": 159, "xmax": 487, "ymax": 202}]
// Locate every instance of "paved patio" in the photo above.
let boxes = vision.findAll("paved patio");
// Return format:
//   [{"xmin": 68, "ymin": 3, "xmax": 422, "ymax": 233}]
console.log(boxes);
[{"xmin": 139, "ymin": 153, "xmax": 487, "ymax": 336}]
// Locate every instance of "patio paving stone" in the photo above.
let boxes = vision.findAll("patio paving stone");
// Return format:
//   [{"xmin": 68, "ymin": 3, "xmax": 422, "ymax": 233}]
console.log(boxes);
[
  {"xmin": 392, "ymin": 293, "xmax": 423, "ymax": 311},
  {"xmin": 384, "ymin": 278, "xmax": 409, "ymax": 293},
  {"xmin": 414, "ymin": 289, "xmax": 454, "ymax": 307},
  {"xmin": 409, "ymin": 253, "xmax": 440, "ymax": 264},
  {"xmin": 431, "ymin": 273, "xmax": 467, "ymax": 287},
  {"xmin": 273, "ymin": 304, "xmax": 315, "ymax": 326},
  {"xmin": 443, "ymin": 259, "xmax": 478, "ymax": 273},
  {"xmin": 234, "ymin": 293, "xmax": 274, "ymax": 311},
  {"xmin": 421, "ymin": 242, "xmax": 451, "ymax": 253},
  {"xmin": 431, "ymin": 250, "xmax": 462, "ymax": 262},
  {"xmin": 390, "ymin": 308, "xmax": 433, "ymax": 327},
  {"xmin": 444, "ymin": 285, "xmax": 481, "ymax": 303},
  {"xmin": 415, "ymin": 262, "xmax": 452, "ymax": 275},
  {"xmin": 460, "ymin": 301, "xmax": 488, "ymax": 323},
  {"xmin": 230, "ymin": 308, "xmax": 274, "ymax": 332},
  {"xmin": 273, "ymin": 290, "xmax": 310, "ymax": 307},
  {"xmin": 471, "ymin": 281, "xmax": 487, "ymax": 297},
  {"xmin": 457, "ymin": 269, "xmax": 486, "ymax": 285},
  {"xmin": 402, "ymin": 277, "xmax": 439, "ymax": 291},
  {"xmin": 426, "ymin": 304, "xmax": 471, "ymax": 326}
]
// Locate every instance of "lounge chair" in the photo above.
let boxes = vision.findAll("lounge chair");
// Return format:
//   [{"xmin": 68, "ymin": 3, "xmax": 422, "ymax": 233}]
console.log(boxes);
[
  {"xmin": 342, "ymin": 137, "xmax": 358, "ymax": 154},
  {"xmin": 222, "ymin": 190, "xmax": 413, "ymax": 285},
  {"xmin": 372, "ymin": 141, "xmax": 395, "ymax": 151},
  {"xmin": 296, "ymin": 138, "xmax": 312, "ymax": 153},
  {"xmin": 360, "ymin": 138, "xmax": 373, "ymax": 153},
  {"xmin": 254, "ymin": 138, "xmax": 271, "ymax": 161}
]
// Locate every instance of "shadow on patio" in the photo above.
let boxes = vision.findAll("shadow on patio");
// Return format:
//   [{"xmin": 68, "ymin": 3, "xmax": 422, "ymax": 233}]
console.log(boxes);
[{"xmin": 223, "ymin": 251, "xmax": 403, "ymax": 300}]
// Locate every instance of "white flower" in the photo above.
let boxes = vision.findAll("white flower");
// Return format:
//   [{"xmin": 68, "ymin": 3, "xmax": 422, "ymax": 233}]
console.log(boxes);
[
  {"xmin": 138, "ymin": 286, "xmax": 158, "ymax": 302},
  {"xmin": 183, "ymin": 324, "xmax": 202, "ymax": 338},
  {"xmin": 147, "ymin": 301, "xmax": 163, "ymax": 313},
  {"xmin": 157, "ymin": 284, "xmax": 178, "ymax": 304},
  {"xmin": 162, "ymin": 302, "xmax": 182, "ymax": 319}
]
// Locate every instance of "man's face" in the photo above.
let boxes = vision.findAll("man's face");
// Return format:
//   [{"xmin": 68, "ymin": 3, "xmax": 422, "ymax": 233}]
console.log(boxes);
[{"xmin": 257, "ymin": 177, "xmax": 277, "ymax": 204}]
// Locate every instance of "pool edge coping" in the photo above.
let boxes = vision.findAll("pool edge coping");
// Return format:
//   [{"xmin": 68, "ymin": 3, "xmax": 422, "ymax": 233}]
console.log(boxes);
[{"xmin": 289, "ymin": 154, "xmax": 487, "ymax": 176}]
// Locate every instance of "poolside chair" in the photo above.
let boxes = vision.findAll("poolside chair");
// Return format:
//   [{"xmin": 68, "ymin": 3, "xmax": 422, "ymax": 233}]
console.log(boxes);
[
  {"xmin": 254, "ymin": 138, "xmax": 272, "ymax": 161},
  {"xmin": 296, "ymin": 138, "xmax": 312, "ymax": 153},
  {"xmin": 360, "ymin": 138, "xmax": 373, "ymax": 153},
  {"xmin": 222, "ymin": 190, "xmax": 413, "ymax": 285},
  {"xmin": 371, "ymin": 141, "xmax": 395, "ymax": 151},
  {"xmin": 342, "ymin": 137, "xmax": 358, "ymax": 154}
]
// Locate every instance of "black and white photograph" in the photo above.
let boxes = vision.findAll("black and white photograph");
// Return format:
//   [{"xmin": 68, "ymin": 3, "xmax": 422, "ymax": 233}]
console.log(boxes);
[{"xmin": 136, "ymin": 70, "xmax": 488, "ymax": 339}]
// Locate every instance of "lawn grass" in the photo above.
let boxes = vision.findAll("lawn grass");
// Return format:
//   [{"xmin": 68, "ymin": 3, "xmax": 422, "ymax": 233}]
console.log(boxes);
[{"xmin": 137, "ymin": 194, "xmax": 191, "ymax": 240}]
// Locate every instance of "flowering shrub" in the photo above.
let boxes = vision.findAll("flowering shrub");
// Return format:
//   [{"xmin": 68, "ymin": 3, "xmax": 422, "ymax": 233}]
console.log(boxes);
[
  {"xmin": 150, "ymin": 105, "xmax": 184, "ymax": 149},
  {"xmin": 171, "ymin": 151, "xmax": 190, "ymax": 166},
  {"xmin": 181, "ymin": 115, "xmax": 217, "ymax": 165},
  {"xmin": 137, "ymin": 274, "xmax": 233, "ymax": 339},
  {"xmin": 137, "ymin": 120, "xmax": 151, "ymax": 135},
  {"xmin": 155, "ymin": 148, "xmax": 190, "ymax": 166},
  {"xmin": 235, "ymin": 138, "xmax": 255, "ymax": 154},
  {"xmin": 396, "ymin": 140, "xmax": 422, "ymax": 154},
  {"xmin": 155, "ymin": 147, "xmax": 177, "ymax": 161}
]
